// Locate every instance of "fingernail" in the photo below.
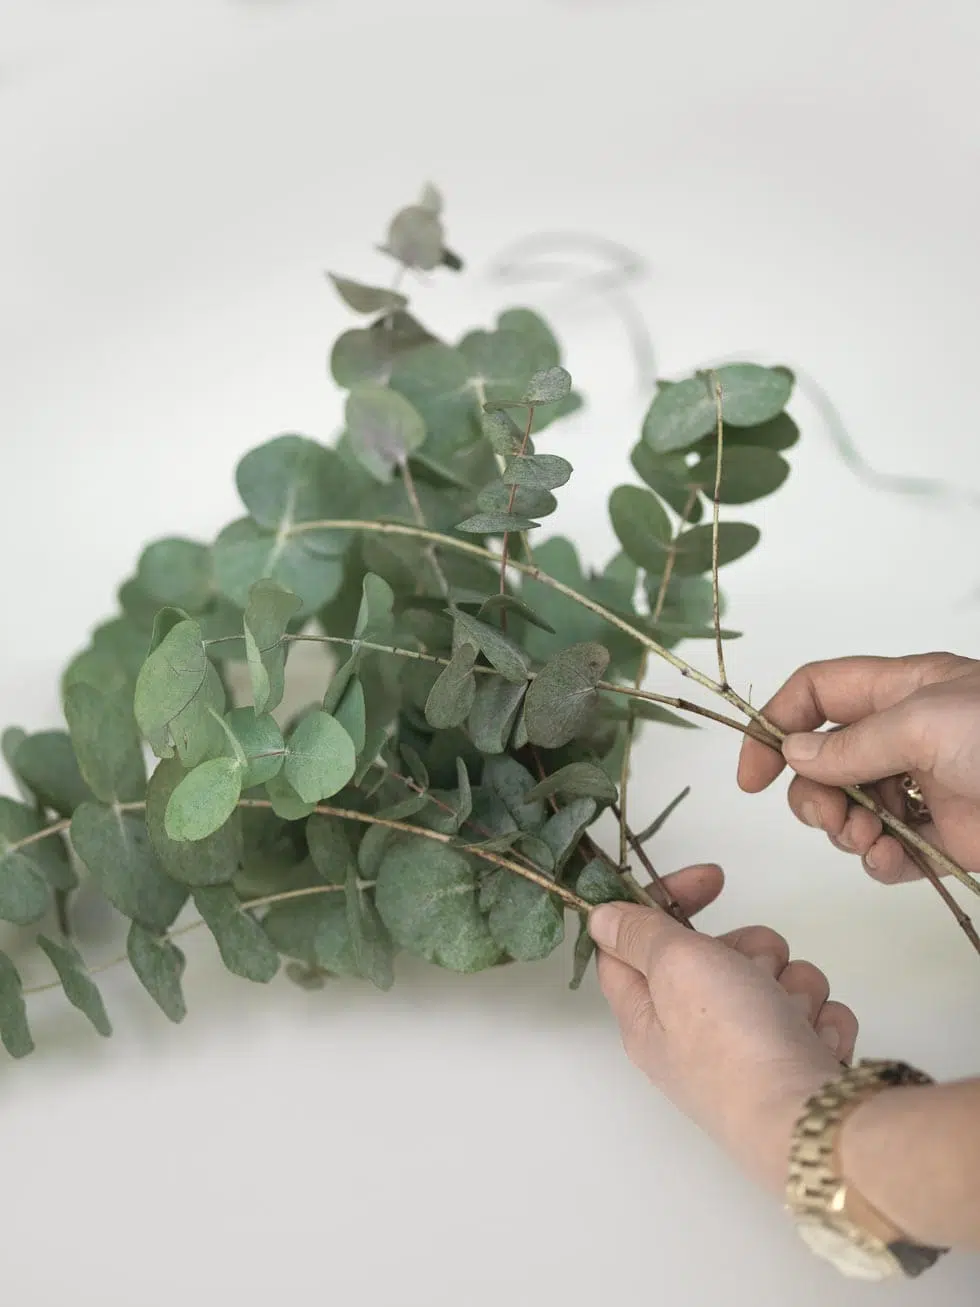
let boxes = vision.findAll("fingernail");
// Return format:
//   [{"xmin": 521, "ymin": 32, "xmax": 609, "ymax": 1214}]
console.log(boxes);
[
  {"xmin": 835, "ymin": 828, "xmax": 856, "ymax": 853},
  {"xmin": 800, "ymin": 801, "xmax": 821, "ymax": 828},
  {"xmin": 588, "ymin": 904, "xmax": 623, "ymax": 951},
  {"xmin": 784, "ymin": 733, "xmax": 824, "ymax": 763},
  {"xmin": 864, "ymin": 846, "xmax": 879, "ymax": 871},
  {"xmin": 820, "ymin": 1024, "xmax": 841, "ymax": 1052}
]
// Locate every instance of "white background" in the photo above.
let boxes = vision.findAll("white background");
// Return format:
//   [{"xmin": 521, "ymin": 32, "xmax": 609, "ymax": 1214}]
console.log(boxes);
[{"xmin": 1, "ymin": 1, "xmax": 979, "ymax": 1302}]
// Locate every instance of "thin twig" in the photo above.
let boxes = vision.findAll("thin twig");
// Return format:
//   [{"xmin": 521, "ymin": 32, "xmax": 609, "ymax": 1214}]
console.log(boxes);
[
  {"xmin": 611, "ymin": 804, "xmax": 693, "ymax": 929},
  {"xmin": 287, "ymin": 517, "xmax": 980, "ymax": 900},
  {"xmin": 708, "ymin": 372, "xmax": 728, "ymax": 689},
  {"xmin": 619, "ymin": 486, "xmax": 700, "ymax": 867},
  {"xmin": 401, "ymin": 458, "xmax": 450, "ymax": 597},
  {"xmin": 498, "ymin": 404, "xmax": 536, "ymax": 624}
]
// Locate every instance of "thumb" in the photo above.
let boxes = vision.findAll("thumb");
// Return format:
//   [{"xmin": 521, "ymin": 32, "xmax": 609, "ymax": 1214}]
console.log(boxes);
[
  {"xmin": 588, "ymin": 901, "xmax": 684, "ymax": 975},
  {"xmin": 782, "ymin": 702, "xmax": 927, "ymax": 786}
]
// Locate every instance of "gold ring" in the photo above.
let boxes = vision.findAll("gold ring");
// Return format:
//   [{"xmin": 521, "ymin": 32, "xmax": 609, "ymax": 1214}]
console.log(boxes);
[{"xmin": 900, "ymin": 774, "xmax": 931, "ymax": 826}]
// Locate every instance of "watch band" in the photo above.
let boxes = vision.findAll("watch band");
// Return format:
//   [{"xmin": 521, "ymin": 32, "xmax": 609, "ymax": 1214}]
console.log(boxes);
[{"xmin": 787, "ymin": 1059, "xmax": 948, "ymax": 1277}]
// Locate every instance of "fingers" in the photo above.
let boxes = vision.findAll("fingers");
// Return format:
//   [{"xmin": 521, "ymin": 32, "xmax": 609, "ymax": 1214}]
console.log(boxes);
[
  {"xmin": 782, "ymin": 701, "xmax": 933, "ymax": 787},
  {"xmin": 658, "ymin": 863, "xmax": 724, "ymax": 919},
  {"xmin": 716, "ymin": 923, "xmax": 789, "ymax": 976},
  {"xmin": 778, "ymin": 959, "xmax": 830, "ymax": 1022},
  {"xmin": 737, "ymin": 654, "xmax": 953, "ymax": 793},
  {"xmin": 787, "ymin": 773, "xmax": 935, "ymax": 884},
  {"xmin": 814, "ymin": 1000, "xmax": 859, "ymax": 1063},
  {"xmin": 588, "ymin": 901, "xmax": 681, "ymax": 974},
  {"xmin": 596, "ymin": 952, "xmax": 658, "ymax": 1056}
]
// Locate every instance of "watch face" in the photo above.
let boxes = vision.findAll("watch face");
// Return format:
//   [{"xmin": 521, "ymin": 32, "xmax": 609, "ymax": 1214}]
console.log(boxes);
[{"xmin": 796, "ymin": 1219, "xmax": 898, "ymax": 1281}]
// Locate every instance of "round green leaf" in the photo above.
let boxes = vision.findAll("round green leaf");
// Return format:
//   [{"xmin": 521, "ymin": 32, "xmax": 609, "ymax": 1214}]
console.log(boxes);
[
  {"xmin": 283, "ymin": 711, "xmax": 357, "ymax": 804},
  {"xmin": 451, "ymin": 610, "xmax": 529, "ymax": 684},
  {"xmin": 523, "ymin": 643, "xmax": 610, "ymax": 749},
  {"xmin": 327, "ymin": 273, "xmax": 408, "ymax": 315},
  {"xmin": 642, "ymin": 364, "xmax": 793, "ymax": 454},
  {"xmin": 236, "ymin": 435, "xmax": 352, "ymax": 532},
  {"xmin": 345, "ymin": 384, "xmax": 427, "ymax": 481},
  {"xmin": 225, "ymin": 708, "xmax": 285, "ymax": 789},
  {"xmin": 213, "ymin": 518, "xmax": 346, "ymax": 618},
  {"xmin": 71, "ymin": 801, "xmax": 188, "ymax": 930},
  {"xmin": 384, "ymin": 204, "xmax": 444, "ymax": 271},
  {"xmin": 523, "ymin": 366, "xmax": 572, "ymax": 404},
  {"xmin": 608, "ymin": 485, "xmax": 673, "ymax": 573},
  {"xmin": 165, "ymin": 758, "xmax": 244, "ymax": 843},
  {"xmin": 145, "ymin": 757, "xmax": 242, "ymax": 887},
  {"xmin": 0, "ymin": 851, "xmax": 49, "ymax": 925},
  {"xmin": 670, "ymin": 522, "xmax": 761, "ymax": 575},
  {"xmin": 127, "ymin": 923, "xmax": 187, "ymax": 1023},
  {"xmin": 63, "ymin": 681, "xmax": 146, "ymax": 805},
  {"xmin": 424, "ymin": 643, "xmax": 478, "ymax": 729},
  {"xmin": 136, "ymin": 538, "xmax": 213, "ymax": 613},
  {"xmin": 243, "ymin": 579, "xmax": 303, "ymax": 715},
  {"xmin": 502, "ymin": 453, "xmax": 573, "ymax": 491},
  {"xmin": 374, "ymin": 838, "xmax": 501, "ymax": 972},
  {"xmin": 0, "ymin": 951, "xmax": 34, "ymax": 1058},
  {"xmin": 686, "ymin": 446, "xmax": 790, "ymax": 504},
  {"xmin": 486, "ymin": 878, "xmax": 564, "ymax": 962}
]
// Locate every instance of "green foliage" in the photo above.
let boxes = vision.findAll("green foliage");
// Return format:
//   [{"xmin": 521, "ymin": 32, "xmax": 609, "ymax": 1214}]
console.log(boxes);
[{"xmin": 0, "ymin": 187, "xmax": 806, "ymax": 1056}]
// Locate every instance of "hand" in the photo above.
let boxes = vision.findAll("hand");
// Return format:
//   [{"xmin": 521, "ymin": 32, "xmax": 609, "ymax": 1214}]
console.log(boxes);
[
  {"xmin": 589, "ymin": 864, "xmax": 857, "ymax": 1193},
  {"xmin": 737, "ymin": 652, "xmax": 980, "ymax": 884}
]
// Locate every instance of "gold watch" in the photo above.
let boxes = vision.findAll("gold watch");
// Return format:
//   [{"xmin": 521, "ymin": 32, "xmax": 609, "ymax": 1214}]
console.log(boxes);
[{"xmin": 786, "ymin": 1059, "xmax": 948, "ymax": 1280}]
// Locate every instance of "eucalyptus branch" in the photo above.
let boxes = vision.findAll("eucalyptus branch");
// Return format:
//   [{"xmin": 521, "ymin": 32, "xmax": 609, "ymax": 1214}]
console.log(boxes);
[
  {"xmin": 497, "ymin": 403, "xmax": 536, "ymax": 624},
  {"xmin": 400, "ymin": 458, "xmax": 450, "ymax": 597},
  {"xmin": 619, "ymin": 485, "xmax": 700, "ymax": 868},
  {"xmin": 708, "ymin": 373, "xmax": 728, "ymax": 688},
  {"xmin": 611, "ymin": 804, "xmax": 693, "ymax": 929},
  {"xmin": 291, "ymin": 516, "xmax": 980, "ymax": 899}
]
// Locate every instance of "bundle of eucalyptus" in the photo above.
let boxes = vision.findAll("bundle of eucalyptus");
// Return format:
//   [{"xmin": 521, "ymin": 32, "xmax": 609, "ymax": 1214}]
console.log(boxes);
[{"xmin": 0, "ymin": 189, "xmax": 974, "ymax": 1058}]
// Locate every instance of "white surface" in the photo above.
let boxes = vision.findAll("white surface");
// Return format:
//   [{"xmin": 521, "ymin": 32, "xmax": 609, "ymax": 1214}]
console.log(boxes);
[{"xmin": 2, "ymin": 1, "xmax": 979, "ymax": 1303}]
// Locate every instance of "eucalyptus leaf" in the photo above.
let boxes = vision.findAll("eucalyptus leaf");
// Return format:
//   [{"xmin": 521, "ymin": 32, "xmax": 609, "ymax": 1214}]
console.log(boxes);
[
  {"xmin": 327, "ymin": 273, "xmax": 408, "ymax": 315},
  {"xmin": 523, "ymin": 366, "xmax": 572, "ymax": 404},
  {"xmin": 345, "ymin": 865, "xmax": 395, "ymax": 990},
  {"xmin": 11, "ymin": 731, "xmax": 93, "ymax": 816},
  {"xmin": 37, "ymin": 935, "xmax": 112, "ymax": 1037},
  {"xmin": 642, "ymin": 364, "xmax": 793, "ymax": 454},
  {"xmin": 165, "ymin": 757, "xmax": 244, "ymax": 843},
  {"xmin": 481, "ymin": 407, "xmax": 525, "ymax": 455},
  {"xmin": 226, "ymin": 708, "xmax": 286, "ymax": 788},
  {"xmin": 334, "ymin": 678, "xmax": 367, "ymax": 756},
  {"xmin": 127, "ymin": 924, "xmax": 187, "ymax": 1023},
  {"xmin": 424, "ymin": 643, "xmax": 478, "ymax": 729},
  {"xmin": 481, "ymin": 756, "xmax": 545, "ymax": 832},
  {"xmin": 576, "ymin": 857, "xmax": 631, "ymax": 905},
  {"xmin": 133, "ymin": 619, "xmax": 209, "ymax": 758},
  {"xmin": 502, "ymin": 454, "xmax": 573, "ymax": 491},
  {"xmin": 236, "ymin": 434, "xmax": 352, "ymax": 532},
  {"xmin": 0, "ymin": 951, "xmax": 33, "ymax": 1058},
  {"xmin": 525, "ymin": 762, "xmax": 617, "ymax": 804},
  {"xmin": 193, "ymin": 886, "xmax": 280, "ymax": 983},
  {"xmin": 375, "ymin": 839, "xmax": 501, "ymax": 972},
  {"xmin": 384, "ymin": 203, "xmax": 444, "ymax": 271},
  {"xmin": 487, "ymin": 877, "xmax": 564, "ymax": 962},
  {"xmin": 244, "ymin": 579, "xmax": 303, "ymax": 714},
  {"xmin": 630, "ymin": 445, "xmax": 705, "ymax": 523},
  {"xmin": 455, "ymin": 512, "xmax": 539, "ymax": 534},
  {"xmin": 0, "ymin": 850, "xmax": 49, "ymax": 925},
  {"xmin": 145, "ymin": 758, "xmax": 242, "ymax": 887},
  {"xmin": 214, "ymin": 518, "xmax": 346, "ymax": 618},
  {"xmin": 0, "ymin": 795, "xmax": 75, "ymax": 892},
  {"xmin": 687, "ymin": 445, "xmax": 790, "ymax": 504},
  {"xmin": 467, "ymin": 676, "xmax": 526, "ymax": 754},
  {"xmin": 523, "ymin": 643, "xmax": 610, "ymax": 749},
  {"xmin": 450, "ymin": 610, "xmax": 529, "ymax": 683},
  {"xmin": 608, "ymin": 485, "xmax": 673, "ymax": 572},
  {"xmin": 569, "ymin": 916, "xmax": 596, "ymax": 990},
  {"xmin": 346, "ymin": 384, "xmax": 427, "ymax": 481},
  {"xmin": 283, "ymin": 711, "xmax": 357, "ymax": 804},
  {"xmin": 670, "ymin": 522, "xmax": 761, "ymax": 575},
  {"xmin": 477, "ymin": 594, "xmax": 556, "ymax": 634},
  {"xmin": 63, "ymin": 682, "xmax": 145, "ymax": 804},
  {"xmin": 71, "ymin": 801, "xmax": 187, "ymax": 931},
  {"xmin": 137, "ymin": 538, "xmax": 213, "ymax": 613},
  {"xmin": 540, "ymin": 798, "xmax": 597, "ymax": 871},
  {"xmin": 476, "ymin": 481, "xmax": 557, "ymax": 519}
]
